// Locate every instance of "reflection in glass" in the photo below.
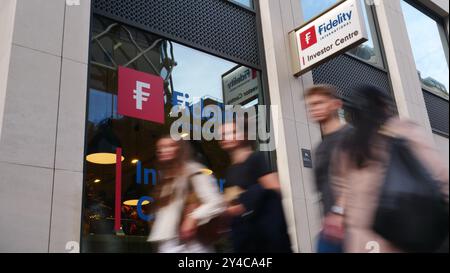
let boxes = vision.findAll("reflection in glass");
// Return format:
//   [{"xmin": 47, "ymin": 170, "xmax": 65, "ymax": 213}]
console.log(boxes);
[
  {"xmin": 171, "ymin": 43, "xmax": 235, "ymax": 104},
  {"xmin": 82, "ymin": 16, "xmax": 264, "ymax": 253},
  {"xmin": 88, "ymin": 89, "xmax": 121, "ymax": 125},
  {"xmin": 401, "ymin": 1, "xmax": 449, "ymax": 96}
]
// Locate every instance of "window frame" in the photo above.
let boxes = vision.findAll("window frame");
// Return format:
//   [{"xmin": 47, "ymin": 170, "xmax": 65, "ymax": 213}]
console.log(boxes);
[
  {"xmin": 402, "ymin": 0, "xmax": 450, "ymax": 100},
  {"xmin": 81, "ymin": 14, "xmax": 272, "ymax": 252},
  {"xmin": 404, "ymin": 0, "xmax": 449, "ymax": 28},
  {"xmin": 344, "ymin": 0, "xmax": 386, "ymax": 70}
]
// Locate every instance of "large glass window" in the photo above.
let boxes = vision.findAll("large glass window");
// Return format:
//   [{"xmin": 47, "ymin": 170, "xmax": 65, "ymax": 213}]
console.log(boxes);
[
  {"xmin": 401, "ymin": 0, "xmax": 449, "ymax": 96},
  {"xmin": 82, "ymin": 16, "xmax": 265, "ymax": 253},
  {"xmin": 300, "ymin": 0, "xmax": 384, "ymax": 68}
]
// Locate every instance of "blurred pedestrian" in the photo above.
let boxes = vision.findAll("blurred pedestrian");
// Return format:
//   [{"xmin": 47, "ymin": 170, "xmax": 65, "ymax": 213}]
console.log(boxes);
[
  {"xmin": 220, "ymin": 120, "xmax": 292, "ymax": 253},
  {"xmin": 148, "ymin": 135, "xmax": 225, "ymax": 253},
  {"xmin": 305, "ymin": 85, "xmax": 350, "ymax": 253},
  {"xmin": 330, "ymin": 85, "xmax": 449, "ymax": 253}
]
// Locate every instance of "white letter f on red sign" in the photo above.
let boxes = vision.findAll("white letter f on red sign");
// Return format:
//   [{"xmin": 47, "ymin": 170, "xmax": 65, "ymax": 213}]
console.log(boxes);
[
  {"xmin": 305, "ymin": 32, "xmax": 312, "ymax": 45},
  {"xmin": 133, "ymin": 81, "xmax": 150, "ymax": 110}
]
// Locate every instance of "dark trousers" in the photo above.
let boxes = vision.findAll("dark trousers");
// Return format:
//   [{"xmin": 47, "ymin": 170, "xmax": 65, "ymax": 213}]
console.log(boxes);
[
  {"xmin": 231, "ymin": 193, "xmax": 292, "ymax": 253},
  {"xmin": 317, "ymin": 232, "xmax": 343, "ymax": 253}
]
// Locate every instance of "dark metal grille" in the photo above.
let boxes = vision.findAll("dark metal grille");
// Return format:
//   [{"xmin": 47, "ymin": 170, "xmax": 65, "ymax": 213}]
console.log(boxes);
[
  {"xmin": 312, "ymin": 54, "xmax": 391, "ymax": 100},
  {"xmin": 92, "ymin": 0, "xmax": 260, "ymax": 68},
  {"xmin": 423, "ymin": 91, "xmax": 449, "ymax": 136}
]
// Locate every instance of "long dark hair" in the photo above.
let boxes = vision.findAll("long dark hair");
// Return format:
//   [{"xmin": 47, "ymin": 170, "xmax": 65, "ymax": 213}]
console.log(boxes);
[
  {"xmin": 153, "ymin": 135, "xmax": 192, "ymax": 208},
  {"xmin": 155, "ymin": 135, "xmax": 191, "ymax": 175},
  {"xmin": 343, "ymin": 85, "xmax": 393, "ymax": 168}
]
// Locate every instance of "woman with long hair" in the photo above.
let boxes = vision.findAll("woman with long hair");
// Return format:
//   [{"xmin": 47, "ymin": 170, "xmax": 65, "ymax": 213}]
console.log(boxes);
[
  {"xmin": 327, "ymin": 85, "xmax": 448, "ymax": 253},
  {"xmin": 147, "ymin": 135, "xmax": 225, "ymax": 253}
]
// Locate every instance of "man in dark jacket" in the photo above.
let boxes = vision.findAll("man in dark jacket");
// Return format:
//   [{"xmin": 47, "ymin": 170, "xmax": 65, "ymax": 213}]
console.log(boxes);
[
  {"xmin": 305, "ymin": 85, "xmax": 349, "ymax": 253},
  {"xmin": 220, "ymin": 120, "xmax": 292, "ymax": 253}
]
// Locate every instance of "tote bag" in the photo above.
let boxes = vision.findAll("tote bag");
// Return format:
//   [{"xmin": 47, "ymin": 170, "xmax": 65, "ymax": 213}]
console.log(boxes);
[{"xmin": 373, "ymin": 137, "xmax": 449, "ymax": 252}]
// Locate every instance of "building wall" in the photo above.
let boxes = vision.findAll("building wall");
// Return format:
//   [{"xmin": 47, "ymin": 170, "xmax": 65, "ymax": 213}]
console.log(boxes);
[
  {"xmin": 258, "ymin": 0, "xmax": 323, "ymax": 253},
  {"xmin": 0, "ymin": 0, "xmax": 91, "ymax": 253}
]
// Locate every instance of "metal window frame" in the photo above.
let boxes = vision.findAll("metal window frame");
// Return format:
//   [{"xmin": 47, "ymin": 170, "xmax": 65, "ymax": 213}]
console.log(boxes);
[
  {"xmin": 422, "ymin": 84, "xmax": 450, "ymax": 101},
  {"xmin": 253, "ymin": 0, "xmax": 278, "ymax": 168},
  {"xmin": 80, "ymin": 0, "xmax": 269, "ymax": 252},
  {"xmin": 400, "ymin": 1, "xmax": 449, "ymax": 137},
  {"xmin": 80, "ymin": 1, "xmax": 95, "ymax": 253},
  {"xmin": 402, "ymin": 0, "xmax": 449, "ymax": 60},
  {"xmin": 344, "ymin": 0, "xmax": 386, "ymax": 70},
  {"xmin": 404, "ymin": 0, "xmax": 448, "ymax": 26},
  {"xmin": 402, "ymin": 0, "xmax": 449, "ymax": 100}
]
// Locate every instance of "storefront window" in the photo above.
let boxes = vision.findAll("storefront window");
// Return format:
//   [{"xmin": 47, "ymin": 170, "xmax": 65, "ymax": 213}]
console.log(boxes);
[
  {"xmin": 300, "ymin": 0, "xmax": 384, "ymax": 68},
  {"xmin": 401, "ymin": 1, "xmax": 449, "ymax": 96},
  {"xmin": 82, "ymin": 16, "xmax": 265, "ymax": 253}
]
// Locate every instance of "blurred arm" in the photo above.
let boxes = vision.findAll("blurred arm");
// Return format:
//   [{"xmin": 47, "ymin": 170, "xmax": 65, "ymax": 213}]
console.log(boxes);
[
  {"xmin": 188, "ymin": 173, "xmax": 226, "ymax": 225},
  {"xmin": 238, "ymin": 153, "xmax": 281, "ymax": 213},
  {"xmin": 237, "ymin": 183, "xmax": 266, "ymax": 213},
  {"xmin": 330, "ymin": 148, "xmax": 349, "ymax": 210},
  {"xmin": 259, "ymin": 172, "xmax": 281, "ymax": 192}
]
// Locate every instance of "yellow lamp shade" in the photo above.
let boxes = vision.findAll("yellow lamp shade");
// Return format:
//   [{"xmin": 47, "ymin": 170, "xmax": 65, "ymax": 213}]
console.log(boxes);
[
  {"xmin": 131, "ymin": 159, "xmax": 139, "ymax": 164},
  {"xmin": 86, "ymin": 153, "xmax": 125, "ymax": 165}
]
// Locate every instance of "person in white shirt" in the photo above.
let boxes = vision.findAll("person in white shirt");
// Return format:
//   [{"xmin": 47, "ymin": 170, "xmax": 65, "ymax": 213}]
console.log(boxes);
[{"xmin": 148, "ymin": 135, "xmax": 225, "ymax": 253}]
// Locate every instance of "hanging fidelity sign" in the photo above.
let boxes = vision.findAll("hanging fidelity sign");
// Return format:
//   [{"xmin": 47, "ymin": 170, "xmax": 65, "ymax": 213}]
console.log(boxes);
[
  {"xmin": 289, "ymin": 0, "xmax": 368, "ymax": 77},
  {"xmin": 222, "ymin": 66, "xmax": 260, "ymax": 106}
]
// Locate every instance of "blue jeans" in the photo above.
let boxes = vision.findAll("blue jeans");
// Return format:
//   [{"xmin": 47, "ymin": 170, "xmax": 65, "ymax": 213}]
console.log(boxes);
[{"xmin": 317, "ymin": 232, "xmax": 343, "ymax": 253}]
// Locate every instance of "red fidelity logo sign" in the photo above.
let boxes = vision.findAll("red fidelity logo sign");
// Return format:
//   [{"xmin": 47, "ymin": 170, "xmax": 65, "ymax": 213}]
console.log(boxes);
[
  {"xmin": 118, "ymin": 66, "xmax": 165, "ymax": 124},
  {"xmin": 300, "ymin": 26, "xmax": 317, "ymax": 50}
]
